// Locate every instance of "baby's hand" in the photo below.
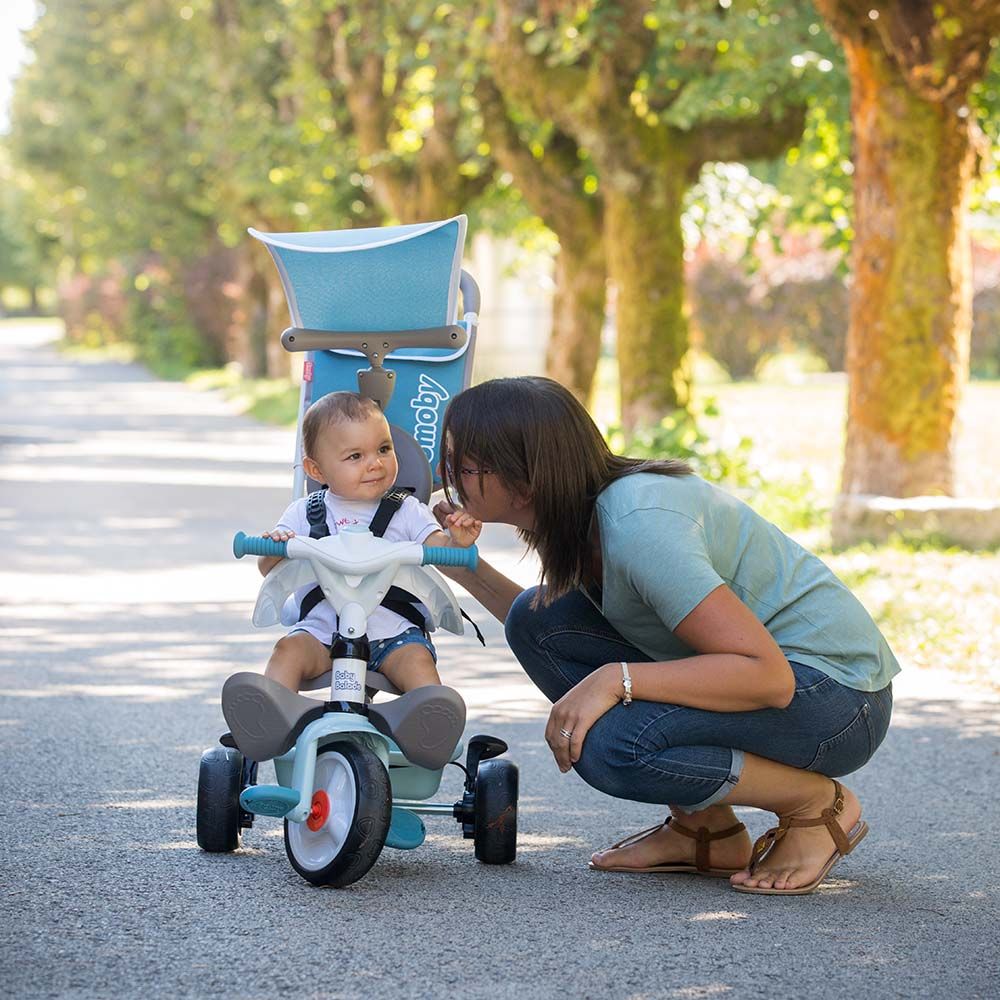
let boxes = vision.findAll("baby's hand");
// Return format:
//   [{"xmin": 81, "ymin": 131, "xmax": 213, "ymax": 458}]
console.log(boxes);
[
  {"xmin": 262, "ymin": 529, "xmax": 295, "ymax": 542},
  {"xmin": 446, "ymin": 511, "xmax": 482, "ymax": 548}
]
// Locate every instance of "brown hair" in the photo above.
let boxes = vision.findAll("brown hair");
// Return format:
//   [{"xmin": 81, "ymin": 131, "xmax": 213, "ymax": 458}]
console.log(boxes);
[
  {"xmin": 302, "ymin": 391, "xmax": 383, "ymax": 459},
  {"xmin": 440, "ymin": 377, "xmax": 692, "ymax": 605}
]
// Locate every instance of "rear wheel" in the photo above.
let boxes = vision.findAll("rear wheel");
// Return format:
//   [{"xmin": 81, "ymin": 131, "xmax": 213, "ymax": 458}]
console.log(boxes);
[
  {"xmin": 197, "ymin": 746, "xmax": 243, "ymax": 853},
  {"xmin": 284, "ymin": 742, "xmax": 391, "ymax": 887},
  {"xmin": 473, "ymin": 758, "xmax": 518, "ymax": 864}
]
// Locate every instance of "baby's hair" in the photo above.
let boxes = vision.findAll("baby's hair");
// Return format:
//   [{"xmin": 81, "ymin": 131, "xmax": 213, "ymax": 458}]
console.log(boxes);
[{"xmin": 302, "ymin": 392, "xmax": 383, "ymax": 458}]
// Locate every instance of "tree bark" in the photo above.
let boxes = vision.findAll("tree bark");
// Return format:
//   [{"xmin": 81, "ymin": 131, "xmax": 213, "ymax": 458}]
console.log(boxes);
[
  {"xmin": 322, "ymin": 3, "xmax": 489, "ymax": 225},
  {"xmin": 816, "ymin": 0, "xmax": 1000, "ymax": 501},
  {"xmin": 545, "ymin": 239, "xmax": 607, "ymax": 404},
  {"xmin": 839, "ymin": 40, "xmax": 974, "ymax": 496},
  {"xmin": 477, "ymin": 78, "xmax": 606, "ymax": 402},
  {"xmin": 491, "ymin": 1, "xmax": 805, "ymax": 428},
  {"xmin": 603, "ymin": 160, "xmax": 691, "ymax": 425}
]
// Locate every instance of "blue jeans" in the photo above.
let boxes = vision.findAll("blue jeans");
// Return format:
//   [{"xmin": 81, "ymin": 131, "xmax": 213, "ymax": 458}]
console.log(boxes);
[{"xmin": 505, "ymin": 588, "xmax": 893, "ymax": 811}]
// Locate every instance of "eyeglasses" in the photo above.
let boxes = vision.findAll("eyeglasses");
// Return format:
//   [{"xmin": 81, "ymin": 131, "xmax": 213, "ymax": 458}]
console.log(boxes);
[{"xmin": 445, "ymin": 457, "xmax": 494, "ymax": 479}]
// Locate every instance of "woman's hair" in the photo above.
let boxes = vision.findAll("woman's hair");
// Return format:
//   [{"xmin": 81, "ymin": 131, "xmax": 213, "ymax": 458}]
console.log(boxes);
[
  {"xmin": 302, "ymin": 391, "xmax": 382, "ymax": 458},
  {"xmin": 440, "ymin": 376, "xmax": 692, "ymax": 604}
]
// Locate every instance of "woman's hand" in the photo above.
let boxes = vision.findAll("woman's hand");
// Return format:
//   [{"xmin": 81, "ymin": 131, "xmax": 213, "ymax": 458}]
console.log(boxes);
[
  {"xmin": 545, "ymin": 664, "xmax": 622, "ymax": 773},
  {"xmin": 432, "ymin": 499, "xmax": 458, "ymax": 530}
]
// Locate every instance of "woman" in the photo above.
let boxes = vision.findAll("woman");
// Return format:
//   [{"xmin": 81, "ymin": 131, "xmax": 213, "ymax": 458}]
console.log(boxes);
[{"xmin": 435, "ymin": 376, "xmax": 896, "ymax": 895}]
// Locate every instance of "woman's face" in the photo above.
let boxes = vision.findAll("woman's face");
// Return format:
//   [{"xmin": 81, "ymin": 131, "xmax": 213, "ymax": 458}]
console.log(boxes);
[{"xmin": 446, "ymin": 451, "xmax": 532, "ymax": 528}]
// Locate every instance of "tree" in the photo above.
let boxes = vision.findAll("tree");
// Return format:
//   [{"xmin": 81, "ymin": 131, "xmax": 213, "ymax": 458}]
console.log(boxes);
[
  {"xmin": 490, "ymin": 0, "xmax": 817, "ymax": 427},
  {"xmin": 475, "ymin": 78, "xmax": 606, "ymax": 401},
  {"xmin": 300, "ymin": 0, "xmax": 491, "ymax": 224},
  {"xmin": 814, "ymin": 0, "xmax": 1000, "ymax": 500}
]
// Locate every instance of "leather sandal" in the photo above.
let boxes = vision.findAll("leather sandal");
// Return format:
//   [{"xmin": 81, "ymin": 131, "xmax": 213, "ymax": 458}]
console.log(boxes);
[
  {"xmin": 732, "ymin": 779, "xmax": 868, "ymax": 896},
  {"xmin": 588, "ymin": 817, "xmax": 749, "ymax": 878}
]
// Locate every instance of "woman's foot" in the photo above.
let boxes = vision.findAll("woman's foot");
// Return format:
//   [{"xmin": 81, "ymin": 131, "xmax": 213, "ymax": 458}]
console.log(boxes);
[
  {"xmin": 729, "ymin": 780, "xmax": 864, "ymax": 892},
  {"xmin": 590, "ymin": 804, "xmax": 752, "ymax": 874}
]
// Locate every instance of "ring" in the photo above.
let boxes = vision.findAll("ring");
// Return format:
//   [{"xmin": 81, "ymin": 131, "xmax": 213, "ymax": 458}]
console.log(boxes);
[{"xmin": 559, "ymin": 728, "xmax": 574, "ymax": 739}]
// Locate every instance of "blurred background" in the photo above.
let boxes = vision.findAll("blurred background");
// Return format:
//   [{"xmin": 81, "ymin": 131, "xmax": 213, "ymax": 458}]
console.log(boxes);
[{"xmin": 1, "ymin": 2, "xmax": 998, "ymax": 683}]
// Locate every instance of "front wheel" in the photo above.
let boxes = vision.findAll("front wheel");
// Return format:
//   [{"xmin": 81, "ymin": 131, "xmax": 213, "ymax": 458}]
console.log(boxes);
[
  {"xmin": 474, "ymin": 758, "xmax": 518, "ymax": 864},
  {"xmin": 284, "ymin": 742, "xmax": 391, "ymax": 887}
]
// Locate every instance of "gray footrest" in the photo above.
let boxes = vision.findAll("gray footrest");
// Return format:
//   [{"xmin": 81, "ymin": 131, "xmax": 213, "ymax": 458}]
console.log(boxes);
[
  {"xmin": 367, "ymin": 685, "xmax": 466, "ymax": 771},
  {"xmin": 221, "ymin": 672, "xmax": 325, "ymax": 762}
]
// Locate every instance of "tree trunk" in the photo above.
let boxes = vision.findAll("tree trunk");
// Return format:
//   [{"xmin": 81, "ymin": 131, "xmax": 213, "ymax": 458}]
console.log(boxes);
[
  {"xmin": 545, "ymin": 239, "xmax": 607, "ymax": 405},
  {"xmin": 604, "ymin": 164, "xmax": 690, "ymax": 428},
  {"xmin": 839, "ymin": 40, "xmax": 975, "ymax": 498}
]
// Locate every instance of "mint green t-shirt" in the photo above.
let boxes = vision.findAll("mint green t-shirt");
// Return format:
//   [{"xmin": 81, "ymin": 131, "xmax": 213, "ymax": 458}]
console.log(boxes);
[{"xmin": 593, "ymin": 473, "xmax": 899, "ymax": 692}]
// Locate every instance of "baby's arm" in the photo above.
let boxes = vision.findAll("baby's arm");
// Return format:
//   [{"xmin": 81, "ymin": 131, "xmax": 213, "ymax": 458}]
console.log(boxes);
[
  {"xmin": 258, "ymin": 528, "xmax": 295, "ymax": 576},
  {"xmin": 424, "ymin": 510, "xmax": 482, "ymax": 549}
]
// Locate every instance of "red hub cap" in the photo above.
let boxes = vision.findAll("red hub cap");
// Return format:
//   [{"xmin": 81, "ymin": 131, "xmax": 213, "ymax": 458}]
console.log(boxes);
[{"xmin": 306, "ymin": 789, "xmax": 331, "ymax": 831}]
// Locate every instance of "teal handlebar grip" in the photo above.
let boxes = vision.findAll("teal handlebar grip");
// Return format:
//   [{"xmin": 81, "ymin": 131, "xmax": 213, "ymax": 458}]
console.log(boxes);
[
  {"xmin": 422, "ymin": 545, "xmax": 479, "ymax": 571},
  {"xmin": 233, "ymin": 532, "xmax": 287, "ymax": 560}
]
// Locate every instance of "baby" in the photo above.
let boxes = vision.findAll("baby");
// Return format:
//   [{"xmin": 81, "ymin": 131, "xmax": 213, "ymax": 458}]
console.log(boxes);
[{"xmin": 257, "ymin": 391, "xmax": 481, "ymax": 695}]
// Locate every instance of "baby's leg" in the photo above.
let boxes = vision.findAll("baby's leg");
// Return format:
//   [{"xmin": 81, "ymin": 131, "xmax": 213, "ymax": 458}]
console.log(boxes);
[
  {"xmin": 377, "ymin": 643, "xmax": 441, "ymax": 693},
  {"xmin": 265, "ymin": 632, "xmax": 331, "ymax": 692}
]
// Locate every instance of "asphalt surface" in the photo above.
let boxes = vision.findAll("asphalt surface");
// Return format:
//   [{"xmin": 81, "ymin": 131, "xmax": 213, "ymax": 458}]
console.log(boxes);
[{"xmin": 1, "ymin": 322, "xmax": 998, "ymax": 1000}]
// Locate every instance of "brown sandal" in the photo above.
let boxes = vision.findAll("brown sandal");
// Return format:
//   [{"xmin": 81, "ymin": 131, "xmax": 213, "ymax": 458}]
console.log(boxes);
[
  {"xmin": 588, "ymin": 817, "xmax": 749, "ymax": 878},
  {"xmin": 732, "ymin": 780, "xmax": 868, "ymax": 896}
]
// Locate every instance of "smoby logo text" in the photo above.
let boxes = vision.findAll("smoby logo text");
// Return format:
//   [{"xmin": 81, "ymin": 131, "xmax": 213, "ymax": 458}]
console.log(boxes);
[
  {"xmin": 334, "ymin": 669, "xmax": 362, "ymax": 692},
  {"xmin": 411, "ymin": 374, "xmax": 449, "ymax": 464}
]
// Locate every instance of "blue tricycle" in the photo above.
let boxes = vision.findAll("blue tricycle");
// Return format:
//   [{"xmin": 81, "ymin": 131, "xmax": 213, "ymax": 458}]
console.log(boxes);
[{"xmin": 196, "ymin": 215, "xmax": 518, "ymax": 887}]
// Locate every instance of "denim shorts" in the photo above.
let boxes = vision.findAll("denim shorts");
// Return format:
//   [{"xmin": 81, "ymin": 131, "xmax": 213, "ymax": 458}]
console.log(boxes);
[
  {"xmin": 367, "ymin": 627, "xmax": 436, "ymax": 674},
  {"xmin": 505, "ymin": 586, "xmax": 893, "ymax": 811}
]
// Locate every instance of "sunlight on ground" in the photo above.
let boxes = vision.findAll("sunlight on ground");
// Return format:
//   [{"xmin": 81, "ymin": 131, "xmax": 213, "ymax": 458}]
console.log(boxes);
[
  {"xmin": 2, "ymin": 461, "xmax": 287, "ymax": 488},
  {"xmin": 97, "ymin": 797, "xmax": 196, "ymax": 811}
]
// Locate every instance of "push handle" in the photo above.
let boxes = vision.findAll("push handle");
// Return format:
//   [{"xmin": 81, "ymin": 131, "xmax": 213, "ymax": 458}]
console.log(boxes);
[
  {"xmin": 422, "ymin": 545, "xmax": 478, "ymax": 570},
  {"xmin": 233, "ymin": 532, "xmax": 288, "ymax": 559}
]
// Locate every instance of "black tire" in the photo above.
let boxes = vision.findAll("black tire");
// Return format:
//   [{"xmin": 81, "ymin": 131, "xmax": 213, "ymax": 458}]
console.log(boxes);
[
  {"xmin": 284, "ymin": 742, "xmax": 391, "ymax": 888},
  {"xmin": 474, "ymin": 758, "xmax": 518, "ymax": 864},
  {"xmin": 197, "ymin": 746, "xmax": 243, "ymax": 853}
]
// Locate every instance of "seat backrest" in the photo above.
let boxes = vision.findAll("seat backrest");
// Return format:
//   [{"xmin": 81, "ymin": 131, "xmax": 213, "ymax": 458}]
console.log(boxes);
[{"xmin": 249, "ymin": 217, "xmax": 477, "ymax": 502}]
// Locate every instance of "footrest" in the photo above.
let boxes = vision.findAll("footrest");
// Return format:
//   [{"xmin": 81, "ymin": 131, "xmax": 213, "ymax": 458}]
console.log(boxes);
[
  {"xmin": 384, "ymin": 807, "xmax": 426, "ymax": 851},
  {"xmin": 240, "ymin": 785, "xmax": 299, "ymax": 818}
]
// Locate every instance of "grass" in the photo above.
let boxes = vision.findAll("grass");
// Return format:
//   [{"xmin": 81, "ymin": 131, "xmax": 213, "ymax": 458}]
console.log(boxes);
[{"xmin": 187, "ymin": 365, "xmax": 300, "ymax": 425}]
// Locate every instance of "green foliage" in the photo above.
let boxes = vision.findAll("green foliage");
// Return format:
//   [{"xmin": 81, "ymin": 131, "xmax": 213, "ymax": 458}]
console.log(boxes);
[
  {"xmin": 606, "ymin": 398, "xmax": 758, "ymax": 487},
  {"xmin": 188, "ymin": 367, "xmax": 300, "ymax": 425},
  {"xmin": 129, "ymin": 288, "xmax": 222, "ymax": 380},
  {"xmin": 605, "ymin": 396, "xmax": 828, "ymax": 534}
]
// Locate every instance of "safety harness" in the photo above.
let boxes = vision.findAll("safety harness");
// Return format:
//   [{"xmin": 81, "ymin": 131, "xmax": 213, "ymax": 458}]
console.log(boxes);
[{"xmin": 296, "ymin": 487, "xmax": 484, "ymax": 645}]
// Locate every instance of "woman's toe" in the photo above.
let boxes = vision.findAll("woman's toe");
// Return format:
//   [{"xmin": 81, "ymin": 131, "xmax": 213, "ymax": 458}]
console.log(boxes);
[
  {"xmin": 730, "ymin": 869, "xmax": 751, "ymax": 886},
  {"xmin": 772, "ymin": 869, "xmax": 793, "ymax": 890}
]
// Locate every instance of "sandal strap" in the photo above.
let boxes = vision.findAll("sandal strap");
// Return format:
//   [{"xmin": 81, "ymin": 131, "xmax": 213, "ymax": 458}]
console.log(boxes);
[
  {"xmin": 605, "ymin": 822, "xmax": 668, "ymax": 852},
  {"xmin": 668, "ymin": 818, "xmax": 747, "ymax": 872},
  {"xmin": 751, "ymin": 780, "xmax": 853, "ymax": 872}
]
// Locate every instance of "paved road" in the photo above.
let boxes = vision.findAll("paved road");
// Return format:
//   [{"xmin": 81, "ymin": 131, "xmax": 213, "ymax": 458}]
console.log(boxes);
[{"xmin": 2, "ymin": 322, "xmax": 998, "ymax": 999}]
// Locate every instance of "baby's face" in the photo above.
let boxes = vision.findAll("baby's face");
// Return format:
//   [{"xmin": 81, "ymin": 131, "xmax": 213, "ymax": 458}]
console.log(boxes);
[{"xmin": 307, "ymin": 412, "xmax": 398, "ymax": 501}]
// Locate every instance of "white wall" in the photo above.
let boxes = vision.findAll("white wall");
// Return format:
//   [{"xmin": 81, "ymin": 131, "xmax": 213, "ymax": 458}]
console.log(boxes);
[{"xmin": 465, "ymin": 233, "xmax": 553, "ymax": 382}]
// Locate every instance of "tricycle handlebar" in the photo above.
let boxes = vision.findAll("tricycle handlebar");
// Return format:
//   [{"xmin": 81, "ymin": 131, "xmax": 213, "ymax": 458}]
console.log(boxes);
[
  {"xmin": 232, "ymin": 532, "xmax": 478, "ymax": 571},
  {"xmin": 233, "ymin": 532, "xmax": 287, "ymax": 559}
]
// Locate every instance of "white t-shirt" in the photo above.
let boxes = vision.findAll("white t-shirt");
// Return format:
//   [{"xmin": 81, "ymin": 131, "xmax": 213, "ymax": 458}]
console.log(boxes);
[{"xmin": 275, "ymin": 491, "xmax": 440, "ymax": 644}]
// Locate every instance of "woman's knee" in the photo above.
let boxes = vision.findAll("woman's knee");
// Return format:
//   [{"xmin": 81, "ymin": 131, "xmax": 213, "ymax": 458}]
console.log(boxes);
[{"xmin": 573, "ymin": 713, "xmax": 636, "ymax": 797}]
